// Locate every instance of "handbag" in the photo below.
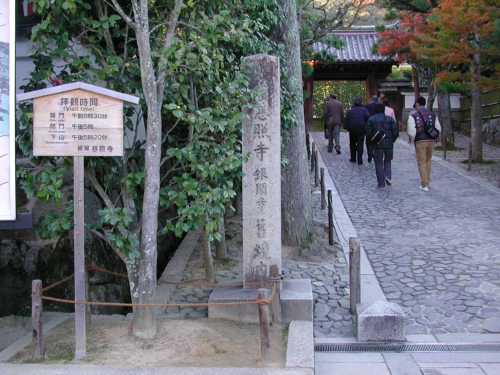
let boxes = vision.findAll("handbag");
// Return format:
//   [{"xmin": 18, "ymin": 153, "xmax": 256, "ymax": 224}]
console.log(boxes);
[
  {"xmin": 418, "ymin": 111, "xmax": 439, "ymax": 139},
  {"xmin": 370, "ymin": 121, "xmax": 386, "ymax": 145}
]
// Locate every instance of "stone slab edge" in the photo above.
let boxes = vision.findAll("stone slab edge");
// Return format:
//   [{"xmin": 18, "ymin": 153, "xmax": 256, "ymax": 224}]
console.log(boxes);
[
  {"xmin": 311, "ymin": 134, "xmax": 386, "ymax": 304},
  {"xmin": 285, "ymin": 320, "xmax": 314, "ymax": 369},
  {"xmin": 0, "ymin": 313, "xmax": 73, "ymax": 363},
  {"xmin": 155, "ymin": 229, "xmax": 201, "ymax": 315},
  {"xmin": 0, "ymin": 364, "xmax": 313, "ymax": 375}
]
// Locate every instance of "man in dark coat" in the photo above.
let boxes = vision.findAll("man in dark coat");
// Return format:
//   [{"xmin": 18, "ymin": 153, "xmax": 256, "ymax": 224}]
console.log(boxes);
[
  {"xmin": 365, "ymin": 103, "xmax": 399, "ymax": 188},
  {"xmin": 343, "ymin": 97, "xmax": 370, "ymax": 165},
  {"xmin": 323, "ymin": 93, "xmax": 344, "ymax": 153},
  {"xmin": 363, "ymin": 95, "xmax": 379, "ymax": 162}
]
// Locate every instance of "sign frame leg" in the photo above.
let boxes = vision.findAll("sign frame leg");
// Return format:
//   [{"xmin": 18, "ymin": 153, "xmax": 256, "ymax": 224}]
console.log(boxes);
[{"xmin": 74, "ymin": 155, "xmax": 86, "ymax": 359}]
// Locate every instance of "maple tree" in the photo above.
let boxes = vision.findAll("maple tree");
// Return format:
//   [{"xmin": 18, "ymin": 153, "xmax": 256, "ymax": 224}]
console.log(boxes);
[{"xmin": 412, "ymin": 0, "xmax": 500, "ymax": 161}]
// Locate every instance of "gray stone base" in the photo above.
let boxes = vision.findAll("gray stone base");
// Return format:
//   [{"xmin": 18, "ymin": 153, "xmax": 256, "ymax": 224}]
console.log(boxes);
[
  {"xmin": 208, "ymin": 279, "xmax": 313, "ymax": 324},
  {"xmin": 356, "ymin": 301, "xmax": 405, "ymax": 342},
  {"xmin": 208, "ymin": 280, "xmax": 261, "ymax": 324},
  {"xmin": 281, "ymin": 279, "xmax": 313, "ymax": 324}
]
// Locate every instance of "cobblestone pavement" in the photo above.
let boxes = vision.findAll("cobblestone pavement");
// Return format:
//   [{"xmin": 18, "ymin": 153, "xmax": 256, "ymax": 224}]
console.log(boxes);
[
  {"xmin": 160, "ymin": 130, "xmax": 500, "ymax": 339},
  {"xmin": 317, "ymin": 130, "xmax": 500, "ymax": 336}
]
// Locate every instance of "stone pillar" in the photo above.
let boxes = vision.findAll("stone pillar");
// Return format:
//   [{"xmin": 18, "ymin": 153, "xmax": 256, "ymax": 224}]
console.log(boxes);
[{"xmin": 242, "ymin": 54, "xmax": 281, "ymax": 289}]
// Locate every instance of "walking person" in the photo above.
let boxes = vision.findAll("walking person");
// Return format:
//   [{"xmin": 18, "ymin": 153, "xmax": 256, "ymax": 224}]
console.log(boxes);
[
  {"xmin": 407, "ymin": 96, "xmax": 442, "ymax": 192},
  {"xmin": 343, "ymin": 97, "xmax": 370, "ymax": 165},
  {"xmin": 363, "ymin": 95, "xmax": 378, "ymax": 162},
  {"xmin": 383, "ymin": 99, "xmax": 396, "ymax": 122},
  {"xmin": 365, "ymin": 103, "xmax": 399, "ymax": 188},
  {"xmin": 378, "ymin": 89, "xmax": 386, "ymax": 102},
  {"xmin": 323, "ymin": 93, "xmax": 344, "ymax": 153}
]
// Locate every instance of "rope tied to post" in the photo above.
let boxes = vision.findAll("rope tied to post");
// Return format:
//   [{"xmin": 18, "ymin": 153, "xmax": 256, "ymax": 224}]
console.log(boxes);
[{"xmin": 39, "ymin": 265, "xmax": 277, "ymax": 309}]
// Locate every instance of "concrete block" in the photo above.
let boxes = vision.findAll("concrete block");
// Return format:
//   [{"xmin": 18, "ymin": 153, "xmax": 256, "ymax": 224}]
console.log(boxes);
[
  {"xmin": 356, "ymin": 301, "xmax": 405, "ymax": 342},
  {"xmin": 285, "ymin": 321, "xmax": 314, "ymax": 369},
  {"xmin": 208, "ymin": 278, "xmax": 312, "ymax": 324},
  {"xmin": 281, "ymin": 279, "xmax": 313, "ymax": 323},
  {"xmin": 208, "ymin": 281, "xmax": 260, "ymax": 323}
]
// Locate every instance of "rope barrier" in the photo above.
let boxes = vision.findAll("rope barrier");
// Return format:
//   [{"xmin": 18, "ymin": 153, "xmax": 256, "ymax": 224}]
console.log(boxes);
[{"xmin": 41, "ymin": 280, "xmax": 277, "ymax": 308}]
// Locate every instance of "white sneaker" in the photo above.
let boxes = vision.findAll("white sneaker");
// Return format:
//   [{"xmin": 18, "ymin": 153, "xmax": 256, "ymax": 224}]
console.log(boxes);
[{"xmin": 419, "ymin": 186, "xmax": 429, "ymax": 192}]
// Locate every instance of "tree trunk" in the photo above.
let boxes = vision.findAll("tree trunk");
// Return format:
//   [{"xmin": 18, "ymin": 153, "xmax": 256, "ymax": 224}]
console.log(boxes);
[
  {"xmin": 270, "ymin": 0, "xmax": 313, "ymax": 247},
  {"xmin": 426, "ymin": 67, "xmax": 436, "ymax": 110},
  {"xmin": 470, "ymin": 39, "xmax": 483, "ymax": 162},
  {"xmin": 437, "ymin": 88, "xmax": 453, "ymax": 146},
  {"xmin": 412, "ymin": 65, "xmax": 420, "ymax": 99},
  {"xmin": 202, "ymin": 223, "xmax": 214, "ymax": 283},
  {"xmin": 470, "ymin": 83, "xmax": 483, "ymax": 162},
  {"xmin": 132, "ymin": 23, "xmax": 163, "ymax": 340},
  {"xmin": 214, "ymin": 213, "xmax": 227, "ymax": 259}
]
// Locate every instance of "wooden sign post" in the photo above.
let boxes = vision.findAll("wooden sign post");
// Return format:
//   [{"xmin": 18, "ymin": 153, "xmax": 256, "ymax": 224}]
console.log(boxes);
[{"xmin": 17, "ymin": 82, "xmax": 139, "ymax": 358}]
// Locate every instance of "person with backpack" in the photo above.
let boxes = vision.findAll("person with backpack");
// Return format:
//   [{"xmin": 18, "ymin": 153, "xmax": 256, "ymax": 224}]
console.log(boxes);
[
  {"xmin": 363, "ymin": 95, "xmax": 379, "ymax": 162},
  {"xmin": 365, "ymin": 103, "xmax": 399, "ymax": 188},
  {"xmin": 344, "ymin": 97, "xmax": 370, "ymax": 165},
  {"xmin": 407, "ymin": 96, "xmax": 442, "ymax": 192}
]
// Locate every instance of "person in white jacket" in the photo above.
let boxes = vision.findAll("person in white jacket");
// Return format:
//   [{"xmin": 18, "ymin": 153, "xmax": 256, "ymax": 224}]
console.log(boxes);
[{"xmin": 406, "ymin": 96, "xmax": 442, "ymax": 192}]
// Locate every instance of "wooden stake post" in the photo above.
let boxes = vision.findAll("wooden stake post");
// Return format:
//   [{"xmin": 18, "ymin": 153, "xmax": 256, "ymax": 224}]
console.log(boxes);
[{"xmin": 17, "ymin": 83, "xmax": 139, "ymax": 359}]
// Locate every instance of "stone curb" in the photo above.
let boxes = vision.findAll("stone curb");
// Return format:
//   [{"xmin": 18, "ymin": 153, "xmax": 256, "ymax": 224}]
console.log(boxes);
[
  {"xmin": 0, "ymin": 364, "xmax": 314, "ymax": 375},
  {"xmin": 155, "ymin": 229, "xmax": 201, "ymax": 315},
  {"xmin": 311, "ymin": 133, "xmax": 387, "ymax": 306},
  {"xmin": 285, "ymin": 321, "xmax": 315, "ymax": 369}
]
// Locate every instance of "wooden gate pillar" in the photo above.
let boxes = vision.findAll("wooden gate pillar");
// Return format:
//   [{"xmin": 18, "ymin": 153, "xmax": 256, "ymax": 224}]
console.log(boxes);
[{"xmin": 303, "ymin": 76, "xmax": 314, "ymax": 130}]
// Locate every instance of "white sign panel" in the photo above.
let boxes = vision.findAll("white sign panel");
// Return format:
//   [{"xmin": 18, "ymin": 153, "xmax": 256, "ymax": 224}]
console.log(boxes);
[{"xmin": 0, "ymin": 0, "xmax": 16, "ymax": 220}]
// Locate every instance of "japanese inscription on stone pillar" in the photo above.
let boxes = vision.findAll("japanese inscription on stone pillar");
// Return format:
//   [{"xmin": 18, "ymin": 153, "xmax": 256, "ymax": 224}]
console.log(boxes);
[{"xmin": 242, "ymin": 54, "xmax": 281, "ymax": 289}]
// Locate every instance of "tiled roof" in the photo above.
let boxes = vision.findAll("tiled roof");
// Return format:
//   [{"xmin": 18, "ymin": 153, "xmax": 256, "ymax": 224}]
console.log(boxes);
[
  {"xmin": 380, "ymin": 78, "xmax": 412, "ymax": 87},
  {"xmin": 313, "ymin": 30, "xmax": 393, "ymax": 63}
]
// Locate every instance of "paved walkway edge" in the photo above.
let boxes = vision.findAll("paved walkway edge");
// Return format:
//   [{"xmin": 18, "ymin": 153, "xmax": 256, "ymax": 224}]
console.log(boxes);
[
  {"xmin": 0, "ymin": 364, "xmax": 314, "ymax": 375},
  {"xmin": 0, "ymin": 313, "xmax": 73, "ymax": 363},
  {"xmin": 155, "ymin": 229, "xmax": 201, "ymax": 315},
  {"xmin": 311, "ymin": 133, "xmax": 387, "ymax": 306},
  {"xmin": 286, "ymin": 321, "xmax": 315, "ymax": 369}
]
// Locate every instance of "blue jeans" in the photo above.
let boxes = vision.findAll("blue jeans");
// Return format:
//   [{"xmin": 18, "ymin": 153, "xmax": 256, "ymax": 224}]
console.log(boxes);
[
  {"xmin": 373, "ymin": 148, "xmax": 393, "ymax": 187},
  {"xmin": 366, "ymin": 139, "xmax": 374, "ymax": 160}
]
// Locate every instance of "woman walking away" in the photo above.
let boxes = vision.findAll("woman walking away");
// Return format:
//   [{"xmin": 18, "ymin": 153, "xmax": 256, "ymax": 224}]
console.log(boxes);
[
  {"xmin": 365, "ymin": 103, "xmax": 399, "ymax": 188},
  {"xmin": 383, "ymin": 99, "xmax": 396, "ymax": 122}
]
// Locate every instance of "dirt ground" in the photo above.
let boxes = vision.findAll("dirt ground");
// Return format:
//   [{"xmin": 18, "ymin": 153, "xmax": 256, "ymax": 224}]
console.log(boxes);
[
  {"xmin": 3, "ymin": 204, "xmax": 341, "ymax": 369},
  {"xmin": 7, "ymin": 316, "xmax": 287, "ymax": 368}
]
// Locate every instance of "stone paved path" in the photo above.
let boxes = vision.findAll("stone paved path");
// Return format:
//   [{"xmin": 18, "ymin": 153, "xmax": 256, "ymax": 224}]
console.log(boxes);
[
  {"xmin": 316, "ymin": 130, "xmax": 500, "ymax": 336},
  {"xmin": 159, "ymin": 130, "xmax": 500, "ymax": 339}
]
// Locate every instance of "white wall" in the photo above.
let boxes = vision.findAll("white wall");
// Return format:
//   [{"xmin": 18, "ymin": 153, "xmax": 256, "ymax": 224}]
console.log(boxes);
[{"xmin": 403, "ymin": 92, "xmax": 461, "ymax": 109}]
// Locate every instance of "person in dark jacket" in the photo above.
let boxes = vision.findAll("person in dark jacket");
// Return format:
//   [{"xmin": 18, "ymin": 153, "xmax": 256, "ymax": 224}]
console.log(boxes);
[
  {"xmin": 365, "ymin": 103, "xmax": 399, "ymax": 188},
  {"xmin": 344, "ymin": 97, "xmax": 370, "ymax": 165},
  {"xmin": 363, "ymin": 95, "xmax": 379, "ymax": 162},
  {"xmin": 323, "ymin": 93, "xmax": 344, "ymax": 153}
]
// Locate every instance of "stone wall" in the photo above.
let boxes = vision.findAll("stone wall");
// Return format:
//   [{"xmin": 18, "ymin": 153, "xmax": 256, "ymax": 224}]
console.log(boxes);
[
  {"xmin": 0, "ymin": 162, "xmax": 183, "ymax": 317},
  {"xmin": 483, "ymin": 118, "xmax": 500, "ymax": 145}
]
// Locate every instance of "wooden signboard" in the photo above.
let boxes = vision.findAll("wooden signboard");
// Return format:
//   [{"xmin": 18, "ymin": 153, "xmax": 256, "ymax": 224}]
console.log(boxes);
[
  {"xmin": 33, "ymin": 90, "xmax": 124, "ymax": 157},
  {"xmin": 17, "ymin": 82, "xmax": 139, "ymax": 359}
]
